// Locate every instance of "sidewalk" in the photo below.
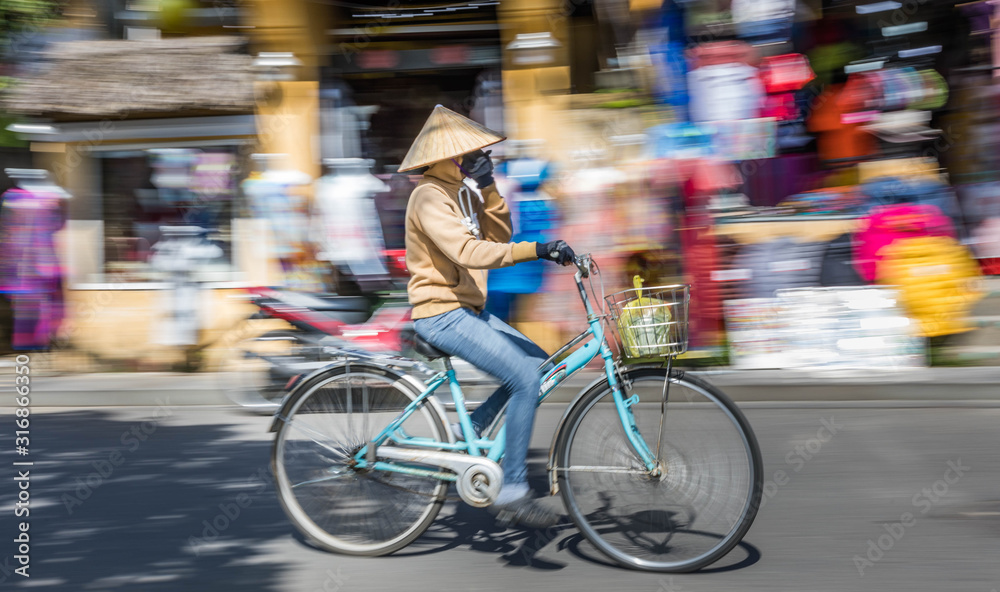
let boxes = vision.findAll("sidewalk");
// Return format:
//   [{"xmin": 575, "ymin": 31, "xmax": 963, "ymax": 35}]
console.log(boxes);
[{"xmin": 5, "ymin": 366, "xmax": 1000, "ymax": 407}]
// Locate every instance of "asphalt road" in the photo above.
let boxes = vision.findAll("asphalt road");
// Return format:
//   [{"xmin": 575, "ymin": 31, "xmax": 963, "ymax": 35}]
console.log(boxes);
[{"xmin": 1, "ymin": 402, "xmax": 999, "ymax": 592}]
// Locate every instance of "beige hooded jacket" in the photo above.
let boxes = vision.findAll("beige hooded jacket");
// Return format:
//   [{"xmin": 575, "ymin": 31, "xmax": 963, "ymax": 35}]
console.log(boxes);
[{"xmin": 405, "ymin": 159, "xmax": 538, "ymax": 319}]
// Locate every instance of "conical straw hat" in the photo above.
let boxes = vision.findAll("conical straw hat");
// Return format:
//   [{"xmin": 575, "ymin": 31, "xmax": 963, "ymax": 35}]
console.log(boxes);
[{"xmin": 399, "ymin": 105, "xmax": 505, "ymax": 172}]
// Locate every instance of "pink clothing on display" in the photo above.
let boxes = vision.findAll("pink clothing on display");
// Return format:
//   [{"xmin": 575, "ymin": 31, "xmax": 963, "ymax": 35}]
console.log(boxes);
[{"xmin": 854, "ymin": 204, "xmax": 955, "ymax": 283}]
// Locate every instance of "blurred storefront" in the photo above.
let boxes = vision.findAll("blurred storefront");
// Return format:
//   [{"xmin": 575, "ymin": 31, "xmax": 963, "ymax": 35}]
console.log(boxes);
[
  {"xmin": 2, "ymin": 0, "xmax": 999, "ymax": 368},
  {"xmin": 2, "ymin": 32, "xmax": 298, "ymax": 369}
]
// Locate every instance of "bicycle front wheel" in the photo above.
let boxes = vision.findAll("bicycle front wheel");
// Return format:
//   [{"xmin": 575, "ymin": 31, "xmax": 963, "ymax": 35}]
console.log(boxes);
[
  {"xmin": 554, "ymin": 368, "xmax": 762, "ymax": 572},
  {"xmin": 272, "ymin": 363, "xmax": 449, "ymax": 556}
]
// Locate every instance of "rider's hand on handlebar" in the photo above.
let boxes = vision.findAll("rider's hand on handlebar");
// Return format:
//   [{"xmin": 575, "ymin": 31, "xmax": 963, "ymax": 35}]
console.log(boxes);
[{"xmin": 536, "ymin": 240, "xmax": 576, "ymax": 266}]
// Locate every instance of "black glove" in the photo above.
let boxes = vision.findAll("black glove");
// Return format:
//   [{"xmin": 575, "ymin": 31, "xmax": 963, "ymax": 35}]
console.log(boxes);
[
  {"xmin": 536, "ymin": 240, "xmax": 576, "ymax": 266},
  {"xmin": 461, "ymin": 149, "xmax": 495, "ymax": 188}
]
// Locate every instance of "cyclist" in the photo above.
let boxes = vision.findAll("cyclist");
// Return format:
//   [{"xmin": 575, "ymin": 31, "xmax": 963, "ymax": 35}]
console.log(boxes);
[{"xmin": 399, "ymin": 105, "xmax": 575, "ymax": 529}]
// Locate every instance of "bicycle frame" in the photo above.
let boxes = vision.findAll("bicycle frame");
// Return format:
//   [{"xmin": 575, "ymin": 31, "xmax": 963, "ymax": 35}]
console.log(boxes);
[{"xmin": 352, "ymin": 255, "xmax": 659, "ymax": 482}]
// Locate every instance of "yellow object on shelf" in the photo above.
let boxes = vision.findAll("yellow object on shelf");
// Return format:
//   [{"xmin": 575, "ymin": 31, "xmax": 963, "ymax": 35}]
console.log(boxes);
[{"xmin": 877, "ymin": 236, "xmax": 984, "ymax": 337}]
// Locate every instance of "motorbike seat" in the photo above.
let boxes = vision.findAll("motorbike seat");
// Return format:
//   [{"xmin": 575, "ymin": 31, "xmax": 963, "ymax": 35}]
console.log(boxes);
[{"xmin": 412, "ymin": 334, "xmax": 448, "ymax": 361}]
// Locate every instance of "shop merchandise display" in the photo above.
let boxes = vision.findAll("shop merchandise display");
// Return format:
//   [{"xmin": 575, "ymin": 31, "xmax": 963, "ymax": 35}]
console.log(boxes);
[
  {"xmin": 688, "ymin": 63, "xmax": 766, "ymax": 123},
  {"xmin": 853, "ymin": 203, "xmax": 955, "ymax": 283},
  {"xmin": 150, "ymin": 149, "xmax": 197, "ymax": 206},
  {"xmin": 777, "ymin": 186, "xmax": 866, "ymax": 215},
  {"xmin": 969, "ymin": 217, "xmax": 1000, "ymax": 275},
  {"xmin": 149, "ymin": 227, "xmax": 224, "ymax": 347},
  {"xmin": 723, "ymin": 298, "xmax": 785, "ymax": 369},
  {"xmin": 819, "ymin": 233, "xmax": 867, "ymax": 287},
  {"xmin": 860, "ymin": 176, "xmax": 964, "ymax": 229},
  {"xmin": 774, "ymin": 287, "xmax": 924, "ymax": 368},
  {"xmin": 190, "ymin": 152, "xmax": 236, "ymax": 201},
  {"xmin": 759, "ymin": 54, "xmax": 816, "ymax": 151},
  {"xmin": 728, "ymin": 237, "xmax": 827, "ymax": 299},
  {"xmin": 876, "ymin": 235, "xmax": 984, "ymax": 337},
  {"xmin": 724, "ymin": 286, "xmax": 924, "ymax": 370},
  {"xmin": 807, "ymin": 82, "xmax": 878, "ymax": 161},
  {"xmin": 741, "ymin": 154, "xmax": 820, "ymax": 207},
  {"xmin": 841, "ymin": 67, "xmax": 949, "ymax": 115}
]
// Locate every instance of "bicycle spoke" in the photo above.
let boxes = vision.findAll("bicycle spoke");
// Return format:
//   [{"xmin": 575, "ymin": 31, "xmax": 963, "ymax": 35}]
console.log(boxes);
[
  {"xmin": 286, "ymin": 419, "xmax": 352, "ymax": 459},
  {"xmin": 273, "ymin": 367, "xmax": 448, "ymax": 556},
  {"xmin": 554, "ymin": 466, "xmax": 650, "ymax": 474},
  {"xmin": 292, "ymin": 470, "xmax": 352, "ymax": 488},
  {"xmin": 346, "ymin": 370, "xmax": 355, "ymax": 443}
]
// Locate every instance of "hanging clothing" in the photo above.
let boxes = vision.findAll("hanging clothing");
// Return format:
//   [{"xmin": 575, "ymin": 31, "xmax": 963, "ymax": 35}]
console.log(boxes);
[
  {"xmin": 0, "ymin": 189, "xmax": 65, "ymax": 350},
  {"xmin": 807, "ymin": 83, "xmax": 878, "ymax": 162},
  {"xmin": 242, "ymin": 171, "xmax": 311, "ymax": 261},
  {"xmin": 687, "ymin": 63, "xmax": 766, "ymax": 123},
  {"xmin": 742, "ymin": 153, "xmax": 820, "ymax": 207},
  {"xmin": 731, "ymin": 0, "xmax": 795, "ymax": 44},
  {"xmin": 488, "ymin": 159, "xmax": 556, "ymax": 297},
  {"xmin": 312, "ymin": 169, "xmax": 390, "ymax": 278},
  {"xmin": 190, "ymin": 152, "xmax": 235, "ymax": 201},
  {"xmin": 149, "ymin": 231, "xmax": 223, "ymax": 346},
  {"xmin": 854, "ymin": 203, "xmax": 955, "ymax": 283}
]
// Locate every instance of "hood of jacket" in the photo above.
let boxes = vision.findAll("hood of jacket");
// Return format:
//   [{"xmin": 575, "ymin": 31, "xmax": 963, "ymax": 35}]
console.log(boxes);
[{"xmin": 422, "ymin": 159, "xmax": 466, "ymax": 191}]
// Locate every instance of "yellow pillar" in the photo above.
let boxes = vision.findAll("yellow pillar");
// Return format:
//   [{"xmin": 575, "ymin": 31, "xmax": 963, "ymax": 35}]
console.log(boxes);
[
  {"xmin": 497, "ymin": 0, "xmax": 575, "ymax": 346},
  {"xmin": 498, "ymin": 0, "xmax": 572, "ymax": 153},
  {"xmin": 247, "ymin": 0, "xmax": 330, "ymax": 82}
]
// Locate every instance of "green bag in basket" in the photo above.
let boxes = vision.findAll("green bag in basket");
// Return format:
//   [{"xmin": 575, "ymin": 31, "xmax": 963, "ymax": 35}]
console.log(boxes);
[{"xmin": 618, "ymin": 275, "xmax": 672, "ymax": 358}]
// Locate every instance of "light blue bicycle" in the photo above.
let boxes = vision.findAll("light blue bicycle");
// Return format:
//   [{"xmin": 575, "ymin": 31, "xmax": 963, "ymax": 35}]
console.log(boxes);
[{"xmin": 270, "ymin": 254, "xmax": 763, "ymax": 572}]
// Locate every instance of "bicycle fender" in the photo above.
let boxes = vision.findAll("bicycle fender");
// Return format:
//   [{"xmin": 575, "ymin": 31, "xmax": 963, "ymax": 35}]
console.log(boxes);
[{"xmin": 268, "ymin": 361, "xmax": 451, "ymax": 443}]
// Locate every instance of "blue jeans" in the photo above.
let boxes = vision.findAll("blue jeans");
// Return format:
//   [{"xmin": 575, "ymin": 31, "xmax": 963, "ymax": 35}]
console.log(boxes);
[{"xmin": 413, "ymin": 307, "xmax": 549, "ymax": 488}]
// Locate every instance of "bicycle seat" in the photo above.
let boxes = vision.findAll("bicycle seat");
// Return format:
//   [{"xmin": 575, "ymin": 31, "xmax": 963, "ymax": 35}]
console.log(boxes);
[{"xmin": 412, "ymin": 334, "xmax": 448, "ymax": 360}]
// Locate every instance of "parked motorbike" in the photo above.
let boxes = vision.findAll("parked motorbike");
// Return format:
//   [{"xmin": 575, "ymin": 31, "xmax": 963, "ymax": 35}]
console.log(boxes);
[
  {"xmin": 222, "ymin": 284, "xmax": 412, "ymax": 410},
  {"xmin": 223, "ymin": 284, "xmax": 495, "ymax": 412}
]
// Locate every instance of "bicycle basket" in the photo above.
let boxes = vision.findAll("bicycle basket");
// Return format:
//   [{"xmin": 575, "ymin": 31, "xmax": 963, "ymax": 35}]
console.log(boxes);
[{"xmin": 605, "ymin": 280, "xmax": 690, "ymax": 358}]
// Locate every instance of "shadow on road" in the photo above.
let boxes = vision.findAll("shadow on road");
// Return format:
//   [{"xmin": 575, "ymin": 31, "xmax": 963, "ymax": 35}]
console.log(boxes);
[
  {"xmin": 389, "ymin": 451, "xmax": 762, "ymax": 574},
  {"xmin": 0, "ymin": 412, "xmax": 760, "ymax": 589},
  {"xmin": 0, "ymin": 410, "xmax": 293, "ymax": 591}
]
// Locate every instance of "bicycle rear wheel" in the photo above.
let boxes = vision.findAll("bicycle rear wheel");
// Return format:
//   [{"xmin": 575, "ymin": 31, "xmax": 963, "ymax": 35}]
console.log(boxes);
[
  {"xmin": 272, "ymin": 363, "xmax": 448, "ymax": 556},
  {"xmin": 554, "ymin": 368, "xmax": 762, "ymax": 572}
]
